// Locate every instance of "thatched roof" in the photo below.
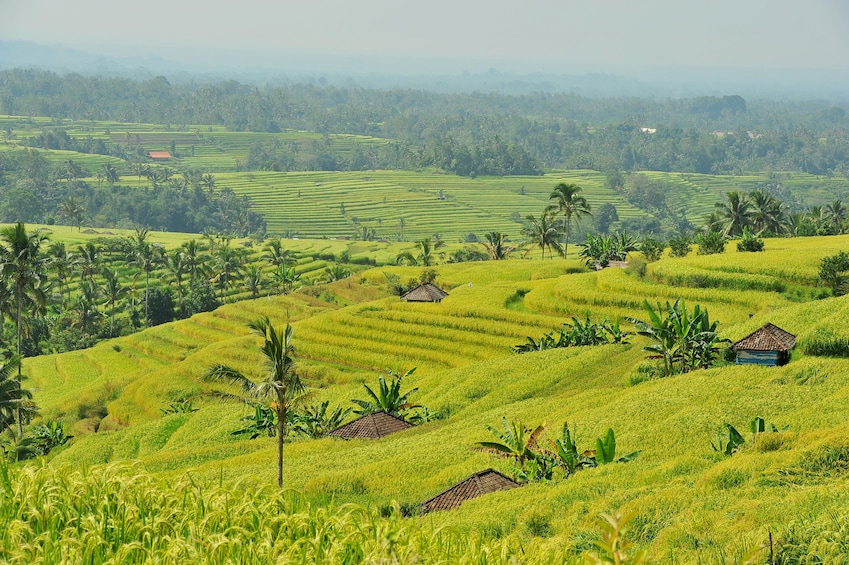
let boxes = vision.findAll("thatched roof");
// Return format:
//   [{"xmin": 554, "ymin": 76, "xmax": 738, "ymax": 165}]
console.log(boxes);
[
  {"xmin": 420, "ymin": 469, "xmax": 521, "ymax": 513},
  {"xmin": 732, "ymin": 323, "xmax": 796, "ymax": 352},
  {"xmin": 401, "ymin": 283, "xmax": 449, "ymax": 302},
  {"xmin": 328, "ymin": 411, "xmax": 413, "ymax": 439}
]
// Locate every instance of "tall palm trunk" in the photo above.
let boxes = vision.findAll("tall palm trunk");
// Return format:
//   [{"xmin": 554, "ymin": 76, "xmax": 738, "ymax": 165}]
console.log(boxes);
[
  {"xmin": 15, "ymin": 290, "xmax": 23, "ymax": 435},
  {"xmin": 277, "ymin": 398, "xmax": 285, "ymax": 487}
]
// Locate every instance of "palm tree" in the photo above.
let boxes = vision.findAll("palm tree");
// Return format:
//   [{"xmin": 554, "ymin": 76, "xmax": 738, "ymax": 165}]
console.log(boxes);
[
  {"xmin": 272, "ymin": 265, "xmax": 300, "ymax": 295},
  {"xmin": 714, "ymin": 191, "xmax": 754, "ymax": 237},
  {"xmin": 101, "ymin": 268, "xmax": 127, "ymax": 338},
  {"xmin": 825, "ymin": 200, "xmax": 847, "ymax": 235},
  {"xmin": 76, "ymin": 242, "xmax": 100, "ymax": 284},
  {"xmin": 549, "ymin": 183, "xmax": 592, "ymax": 259},
  {"xmin": 212, "ymin": 241, "xmax": 244, "ymax": 302},
  {"xmin": 129, "ymin": 229, "xmax": 164, "ymax": 326},
  {"xmin": 181, "ymin": 239, "xmax": 208, "ymax": 287},
  {"xmin": 750, "ymin": 190, "xmax": 786, "ymax": 235},
  {"xmin": 396, "ymin": 238, "xmax": 443, "ymax": 266},
  {"xmin": 59, "ymin": 196, "xmax": 86, "ymax": 231},
  {"xmin": 47, "ymin": 242, "xmax": 72, "ymax": 305},
  {"xmin": 203, "ymin": 317, "xmax": 305, "ymax": 487},
  {"xmin": 243, "ymin": 264, "xmax": 264, "ymax": 299},
  {"xmin": 481, "ymin": 232, "xmax": 515, "ymax": 260},
  {"xmin": 521, "ymin": 209, "xmax": 562, "ymax": 260},
  {"xmin": 0, "ymin": 223, "xmax": 48, "ymax": 434},
  {"xmin": 0, "ymin": 355, "xmax": 30, "ymax": 432},
  {"xmin": 167, "ymin": 249, "xmax": 188, "ymax": 311},
  {"xmin": 262, "ymin": 238, "xmax": 296, "ymax": 268}
]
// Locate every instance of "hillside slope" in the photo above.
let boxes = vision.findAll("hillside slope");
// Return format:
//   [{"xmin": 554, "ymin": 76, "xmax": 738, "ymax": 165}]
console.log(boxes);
[{"xmin": 21, "ymin": 235, "xmax": 849, "ymax": 562}]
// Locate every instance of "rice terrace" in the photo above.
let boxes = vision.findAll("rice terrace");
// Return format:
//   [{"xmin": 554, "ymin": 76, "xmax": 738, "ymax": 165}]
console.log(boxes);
[{"xmin": 2, "ymin": 67, "xmax": 849, "ymax": 564}]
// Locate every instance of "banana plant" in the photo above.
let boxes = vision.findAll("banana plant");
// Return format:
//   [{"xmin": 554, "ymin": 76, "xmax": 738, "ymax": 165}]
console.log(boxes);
[
  {"xmin": 711, "ymin": 423, "xmax": 746, "ymax": 456},
  {"xmin": 476, "ymin": 417, "xmax": 547, "ymax": 471},
  {"xmin": 351, "ymin": 368, "xmax": 420, "ymax": 418}
]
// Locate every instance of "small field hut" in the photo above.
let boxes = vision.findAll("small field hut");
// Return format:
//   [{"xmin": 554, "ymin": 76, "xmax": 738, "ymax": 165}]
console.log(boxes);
[
  {"xmin": 420, "ymin": 469, "xmax": 521, "ymax": 513},
  {"xmin": 401, "ymin": 283, "xmax": 448, "ymax": 302},
  {"xmin": 731, "ymin": 323, "xmax": 796, "ymax": 366},
  {"xmin": 147, "ymin": 151, "xmax": 172, "ymax": 160},
  {"xmin": 328, "ymin": 411, "xmax": 413, "ymax": 439}
]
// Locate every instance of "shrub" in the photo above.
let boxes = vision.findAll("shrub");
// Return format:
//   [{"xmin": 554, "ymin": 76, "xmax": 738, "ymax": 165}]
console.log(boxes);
[
  {"xmin": 640, "ymin": 235, "xmax": 665, "ymax": 262},
  {"xmin": 819, "ymin": 251, "xmax": 849, "ymax": 296},
  {"xmin": 696, "ymin": 230, "xmax": 726, "ymax": 255},
  {"xmin": 668, "ymin": 234, "xmax": 691, "ymax": 257},
  {"xmin": 736, "ymin": 226, "xmax": 765, "ymax": 252}
]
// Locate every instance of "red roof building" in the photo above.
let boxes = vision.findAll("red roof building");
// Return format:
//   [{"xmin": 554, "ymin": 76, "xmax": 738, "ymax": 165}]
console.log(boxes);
[{"xmin": 148, "ymin": 151, "xmax": 172, "ymax": 160}]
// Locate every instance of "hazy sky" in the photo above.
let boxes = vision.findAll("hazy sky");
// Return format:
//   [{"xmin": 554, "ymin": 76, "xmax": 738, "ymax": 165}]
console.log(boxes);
[{"xmin": 2, "ymin": 0, "xmax": 849, "ymax": 73}]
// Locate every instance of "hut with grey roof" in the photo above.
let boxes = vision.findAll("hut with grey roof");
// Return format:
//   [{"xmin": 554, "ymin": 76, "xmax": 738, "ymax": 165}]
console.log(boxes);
[
  {"xmin": 420, "ymin": 469, "xmax": 520, "ymax": 513},
  {"xmin": 328, "ymin": 411, "xmax": 413, "ymax": 439},
  {"xmin": 401, "ymin": 283, "xmax": 449, "ymax": 303},
  {"xmin": 731, "ymin": 323, "xmax": 796, "ymax": 366}
]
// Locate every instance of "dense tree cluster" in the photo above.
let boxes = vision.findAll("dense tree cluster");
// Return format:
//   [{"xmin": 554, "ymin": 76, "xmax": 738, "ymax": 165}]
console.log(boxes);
[
  {"xmin": 0, "ymin": 150, "xmax": 265, "ymax": 235},
  {"xmin": 2, "ymin": 70, "xmax": 848, "ymax": 177}
]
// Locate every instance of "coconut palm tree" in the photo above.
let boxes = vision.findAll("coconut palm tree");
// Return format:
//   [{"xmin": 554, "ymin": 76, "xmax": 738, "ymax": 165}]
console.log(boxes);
[
  {"xmin": 101, "ymin": 268, "xmax": 127, "ymax": 338},
  {"xmin": 396, "ymin": 238, "xmax": 443, "ymax": 266},
  {"xmin": 181, "ymin": 239, "xmax": 208, "ymax": 287},
  {"xmin": 262, "ymin": 238, "xmax": 296, "ymax": 268},
  {"xmin": 481, "ymin": 232, "xmax": 516, "ymax": 260},
  {"xmin": 715, "ymin": 191, "xmax": 754, "ymax": 237},
  {"xmin": 0, "ymin": 223, "xmax": 48, "ymax": 433},
  {"xmin": 76, "ymin": 242, "xmax": 100, "ymax": 284},
  {"xmin": 167, "ymin": 249, "xmax": 188, "ymax": 311},
  {"xmin": 58, "ymin": 196, "xmax": 86, "ymax": 231},
  {"xmin": 243, "ymin": 264, "xmax": 264, "ymax": 299},
  {"xmin": 750, "ymin": 190, "xmax": 786, "ymax": 235},
  {"xmin": 203, "ymin": 317, "xmax": 305, "ymax": 487},
  {"xmin": 0, "ymin": 355, "xmax": 29, "ymax": 432},
  {"xmin": 47, "ymin": 242, "xmax": 73, "ymax": 305},
  {"xmin": 521, "ymin": 209, "xmax": 562, "ymax": 260},
  {"xmin": 549, "ymin": 183, "xmax": 592, "ymax": 259},
  {"xmin": 129, "ymin": 229, "xmax": 164, "ymax": 326},
  {"xmin": 825, "ymin": 200, "xmax": 847, "ymax": 235}
]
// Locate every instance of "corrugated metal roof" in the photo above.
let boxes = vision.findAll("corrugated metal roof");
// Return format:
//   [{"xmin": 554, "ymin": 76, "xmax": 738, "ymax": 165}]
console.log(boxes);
[
  {"xmin": 420, "ymin": 469, "xmax": 520, "ymax": 513},
  {"xmin": 401, "ymin": 283, "xmax": 449, "ymax": 302},
  {"xmin": 328, "ymin": 411, "xmax": 413, "ymax": 439},
  {"xmin": 148, "ymin": 151, "xmax": 172, "ymax": 159},
  {"xmin": 732, "ymin": 323, "xmax": 796, "ymax": 352}
]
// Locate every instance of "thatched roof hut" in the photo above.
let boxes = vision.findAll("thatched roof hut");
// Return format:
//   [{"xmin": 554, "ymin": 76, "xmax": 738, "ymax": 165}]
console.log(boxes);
[
  {"xmin": 731, "ymin": 323, "xmax": 796, "ymax": 366},
  {"xmin": 401, "ymin": 283, "xmax": 448, "ymax": 303},
  {"xmin": 328, "ymin": 411, "xmax": 413, "ymax": 439},
  {"xmin": 420, "ymin": 469, "xmax": 521, "ymax": 513}
]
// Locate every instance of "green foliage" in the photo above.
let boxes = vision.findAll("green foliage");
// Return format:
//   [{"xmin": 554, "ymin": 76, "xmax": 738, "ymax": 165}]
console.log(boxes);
[
  {"xmin": 595, "ymin": 428, "xmax": 617, "ymax": 465},
  {"xmin": 476, "ymin": 417, "xmax": 547, "ymax": 472},
  {"xmin": 639, "ymin": 236, "xmax": 665, "ymax": 262},
  {"xmin": 711, "ymin": 423, "xmax": 746, "ymax": 456},
  {"xmin": 819, "ymin": 250, "xmax": 849, "ymax": 296},
  {"xmin": 160, "ymin": 399, "xmax": 198, "ymax": 415},
  {"xmin": 736, "ymin": 226, "xmax": 765, "ymax": 252},
  {"xmin": 626, "ymin": 299, "xmax": 727, "ymax": 377},
  {"xmin": 293, "ymin": 401, "xmax": 352, "ymax": 438},
  {"xmin": 31, "ymin": 420, "xmax": 70, "ymax": 455},
  {"xmin": 667, "ymin": 233, "xmax": 691, "ymax": 257},
  {"xmin": 583, "ymin": 512, "xmax": 649, "ymax": 565},
  {"xmin": 351, "ymin": 368, "xmax": 421, "ymax": 419},
  {"xmin": 232, "ymin": 404, "xmax": 277, "ymax": 439},
  {"xmin": 579, "ymin": 231, "xmax": 638, "ymax": 267},
  {"xmin": 513, "ymin": 316, "xmax": 631, "ymax": 353},
  {"xmin": 696, "ymin": 230, "xmax": 727, "ymax": 255}
]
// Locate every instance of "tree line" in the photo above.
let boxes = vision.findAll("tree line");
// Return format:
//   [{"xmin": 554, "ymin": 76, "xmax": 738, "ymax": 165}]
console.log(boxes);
[{"xmin": 2, "ymin": 69, "xmax": 848, "ymax": 177}]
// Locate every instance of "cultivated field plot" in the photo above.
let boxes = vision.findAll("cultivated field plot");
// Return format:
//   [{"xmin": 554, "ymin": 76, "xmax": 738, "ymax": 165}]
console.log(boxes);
[{"xmin": 18, "ymin": 233, "xmax": 849, "ymax": 562}]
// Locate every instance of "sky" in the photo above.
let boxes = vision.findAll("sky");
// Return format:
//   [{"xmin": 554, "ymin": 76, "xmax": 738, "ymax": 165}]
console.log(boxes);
[{"xmin": 1, "ymin": 0, "xmax": 849, "ymax": 75}]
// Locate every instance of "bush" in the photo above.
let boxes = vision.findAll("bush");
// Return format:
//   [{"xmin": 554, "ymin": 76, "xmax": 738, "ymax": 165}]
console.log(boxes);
[
  {"xmin": 668, "ymin": 234, "xmax": 691, "ymax": 257},
  {"xmin": 626, "ymin": 257, "xmax": 647, "ymax": 278},
  {"xmin": 640, "ymin": 236, "xmax": 665, "ymax": 262},
  {"xmin": 736, "ymin": 226, "xmax": 765, "ymax": 252},
  {"xmin": 696, "ymin": 230, "xmax": 726, "ymax": 255}
]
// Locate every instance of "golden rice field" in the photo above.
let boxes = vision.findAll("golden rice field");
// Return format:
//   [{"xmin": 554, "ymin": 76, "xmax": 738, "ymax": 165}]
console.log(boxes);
[{"xmin": 12, "ymin": 233, "xmax": 849, "ymax": 563}]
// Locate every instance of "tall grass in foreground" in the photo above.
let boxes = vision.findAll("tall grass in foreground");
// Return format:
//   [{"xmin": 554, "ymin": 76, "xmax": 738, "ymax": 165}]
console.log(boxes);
[{"xmin": 0, "ymin": 461, "xmax": 572, "ymax": 564}]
